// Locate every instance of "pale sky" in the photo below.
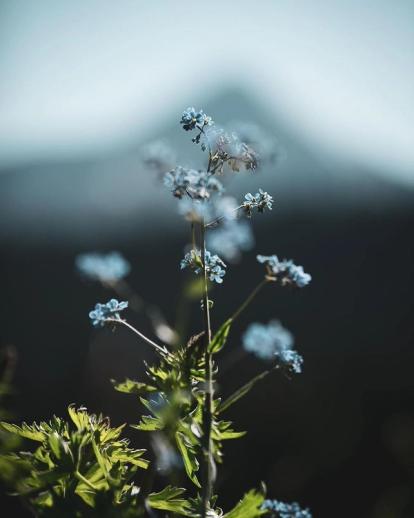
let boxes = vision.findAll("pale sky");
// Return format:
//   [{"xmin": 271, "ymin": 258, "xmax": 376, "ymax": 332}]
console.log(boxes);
[{"xmin": 0, "ymin": 0, "xmax": 413, "ymax": 184}]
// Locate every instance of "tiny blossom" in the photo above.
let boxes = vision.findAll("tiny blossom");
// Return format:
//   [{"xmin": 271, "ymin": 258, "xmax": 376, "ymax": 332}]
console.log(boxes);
[
  {"xmin": 207, "ymin": 220, "xmax": 254, "ymax": 262},
  {"xmin": 231, "ymin": 121, "xmax": 280, "ymax": 165},
  {"xmin": 262, "ymin": 499, "xmax": 312, "ymax": 518},
  {"xmin": 89, "ymin": 299, "xmax": 128, "ymax": 328},
  {"xmin": 257, "ymin": 255, "xmax": 311, "ymax": 288},
  {"xmin": 242, "ymin": 320, "xmax": 303, "ymax": 373},
  {"xmin": 141, "ymin": 140, "xmax": 176, "ymax": 173},
  {"xmin": 204, "ymin": 125, "xmax": 259, "ymax": 172},
  {"xmin": 178, "ymin": 198, "xmax": 213, "ymax": 222},
  {"xmin": 242, "ymin": 189, "xmax": 274, "ymax": 217},
  {"xmin": 180, "ymin": 249, "xmax": 226, "ymax": 284},
  {"xmin": 164, "ymin": 166, "xmax": 223, "ymax": 200},
  {"xmin": 180, "ymin": 107, "xmax": 213, "ymax": 131},
  {"xmin": 76, "ymin": 252, "xmax": 130, "ymax": 283},
  {"xmin": 151, "ymin": 433, "xmax": 181, "ymax": 473}
]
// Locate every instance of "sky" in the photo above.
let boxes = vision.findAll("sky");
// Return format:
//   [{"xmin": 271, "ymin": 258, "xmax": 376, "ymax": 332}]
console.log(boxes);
[{"xmin": 0, "ymin": 0, "xmax": 413, "ymax": 184}]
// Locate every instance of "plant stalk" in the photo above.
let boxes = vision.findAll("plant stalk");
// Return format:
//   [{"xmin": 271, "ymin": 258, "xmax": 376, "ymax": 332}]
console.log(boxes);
[
  {"xmin": 230, "ymin": 278, "xmax": 268, "ymax": 322},
  {"xmin": 200, "ymin": 220, "xmax": 214, "ymax": 517}
]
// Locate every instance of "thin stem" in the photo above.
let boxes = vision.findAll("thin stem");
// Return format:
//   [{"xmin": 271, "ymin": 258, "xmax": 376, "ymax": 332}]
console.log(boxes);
[
  {"xmin": 205, "ymin": 205, "xmax": 243, "ymax": 228},
  {"xmin": 75, "ymin": 471, "xmax": 99, "ymax": 491},
  {"xmin": 200, "ymin": 220, "xmax": 214, "ymax": 518},
  {"xmin": 105, "ymin": 318, "xmax": 168, "ymax": 356},
  {"xmin": 230, "ymin": 279, "xmax": 268, "ymax": 322}
]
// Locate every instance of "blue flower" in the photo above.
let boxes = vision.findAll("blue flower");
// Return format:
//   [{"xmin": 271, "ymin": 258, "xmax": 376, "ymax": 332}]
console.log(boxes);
[
  {"xmin": 164, "ymin": 167, "xmax": 223, "ymax": 200},
  {"xmin": 262, "ymin": 499, "xmax": 312, "ymax": 518},
  {"xmin": 242, "ymin": 189, "xmax": 273, "ymax": 217},
  {"xmin": 89, "ymin": 299, "xmax": 128, "ymax": 328},
  {"xmin": 76, "ymin": 252, "xmax": 130, "ymax": 282},
  {"xmin": 242, "ymin": 320, "xmax": 303, "ymax": 373},
  {"xmin": 180, "ymin": 249, "xmax": 227, "ymax": 284},
  {"xmin": 180, "ymin": 107, "xmax": 213, "ymax": 131},
  {"xmin": 204, "ymin": 125, "xmax": 258, "ymax": 172},
  {"xmin": 207, "ymin": 219, "xmax": 254, "ymax": 262},
  {"xmin": 257, "ymin": 255, "xmax": 311, "ymax": 288}
]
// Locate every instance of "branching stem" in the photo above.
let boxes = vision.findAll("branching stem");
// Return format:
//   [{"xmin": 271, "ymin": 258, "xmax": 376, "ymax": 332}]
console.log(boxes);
[{"xmin": 105, "ymin": 318, "xmax": 169, "ymax": 356}]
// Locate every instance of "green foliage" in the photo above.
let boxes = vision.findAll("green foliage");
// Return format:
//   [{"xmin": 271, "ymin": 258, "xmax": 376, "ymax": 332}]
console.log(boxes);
[
  {"xmin": 0, "ymin": 406, "xmax": 149, "ymax": 516},
  {"xmin": 224, "ymin": 489, "xmax": 266, "ymax": 518},
  {"xmin": 208, "ymin": 318, "xmax": 232, "ymax": 354},
  {"xmin": 148, "ymin": 485, "xmax": 193, "ymax": 514}
]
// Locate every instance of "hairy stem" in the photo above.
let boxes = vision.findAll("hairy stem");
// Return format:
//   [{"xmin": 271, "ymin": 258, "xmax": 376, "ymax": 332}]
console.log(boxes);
[
  {"xmin": 230, "ymin": 279, "xmax": 268, "ymax": 322},
  {"xmin": 200, "ymin": 220, "xmax": 214, "ymax": 517},
  {"xmin": 105, "ymin": 318, "xmax": 169, "ymax": 356}
]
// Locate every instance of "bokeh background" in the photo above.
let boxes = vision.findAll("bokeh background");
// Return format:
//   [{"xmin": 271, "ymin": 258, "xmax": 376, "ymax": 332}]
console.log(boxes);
[{"xmin": 1, "ymin": 1, "xmax": 414, "ymax": 516}]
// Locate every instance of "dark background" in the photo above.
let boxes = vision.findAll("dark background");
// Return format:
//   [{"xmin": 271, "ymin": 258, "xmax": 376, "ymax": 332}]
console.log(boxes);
[
  {"xmin": 0, "ymin": 2, "xmax": 413, "ymax": 514},
  {"xmin": 1, "ymin": 170, "xmax": 414, "ymax": 517}
]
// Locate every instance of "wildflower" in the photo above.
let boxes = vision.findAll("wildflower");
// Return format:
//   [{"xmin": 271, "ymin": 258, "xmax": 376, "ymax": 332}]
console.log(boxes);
[
  {"xmin": 152, "ymin": 433, "xmax": 181, "ymax": 473},
  {"xmin": 257, "ymin": 255, "xmax": 311, "ymax": 287},
  {"xmin": 262, "ymin": 499, "xmax": 312, "ymax": 518},
  {"xmin": 141, "ymin": 140, "xmax": 176, "ymax": 173},
  {"xmin": 164, "ymin": 166, "xmax": 223, "ymax": 200},
  {"xmin": 180, "ymin": 249, "xmax": 226, "ymax": 284},
  {"xmin": 231, "ymin": 121, "xmax": 280, "ymax": 165},
  {"xmin": 178, "ymin": 198, "xmax": 213, "ymax": 222},
  {"xmin": 207, "ymin": 219, "xmax": 254, "ymax": 262},
  {"xmin": 76, "ymin": 252, "xmax": 130, "ymax": 283},
  {"xmin": 89, "ymin": 299, "xmax": 128, "ymax": 328},
  {"xmin": 242, "ymin": 320, "xmax": 303, "ymax": 373},
  {"xmin": 180, "ymin": 107, "xmax": 213, "ymax": 131},
  {"xmin": 205, "ymin": 126, "xmax": 259, "ymax": 172},
  {"xmin": 242, "ymin": 189, "xmax": 273, "ymax": 217}
]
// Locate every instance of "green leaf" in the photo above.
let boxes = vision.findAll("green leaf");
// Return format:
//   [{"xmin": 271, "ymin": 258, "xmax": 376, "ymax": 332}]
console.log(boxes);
[
  {"xmin": 132, "ymin": 415, "xmax": 163, "ymax": 431},
  {"xmin": 148, "ymin": 485, "xmax": 192, "ymax": 514},
  {"xmin": 175, "ymin": 431, "xmax": 201, "ymax": 488},
  {"xmin": 224, "ymin": 489, "xmax": 266, "ymax": 518},
  {"xmin": 218, "ymin": 370, "xmax": 270, "ymax": 414},
  {"xmin": 111, "ymin": 378, "xmax": 157, "ymax": 395},
  {"xmin": 0, "ymin": 422, "xmax": 45, "ymax": 442},
  {"xmin": 208, "ymin": 318, "xmax": 232, "ymax": 354}
]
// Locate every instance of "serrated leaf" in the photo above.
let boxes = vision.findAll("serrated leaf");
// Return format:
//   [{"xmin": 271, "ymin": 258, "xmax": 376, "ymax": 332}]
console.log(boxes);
[
  {"xmin": 218, "ymin": 370, "xmax": 270, "ymax": 414},
  {"xmin": 111, "ymin": 378, "xmax": 157, "ymax": 395},
  {"xmin": 224, "ymin": 489, "xmax": 266, "ymax": 518},
  {"xmin": 0, "ymin": 422, "xmax": 45, "ymax": 442},
  {"xmin": 175, "ymin": 431, "xmax": 200, "ymax": 488},
  {"xmin": 148, "ymin": 485, "xmax": 192, "ymax": 514},
  {"xmin": 208, "ymin": 318, "xmax": 232, "ymax": 354},
  {"xmin": 132, "ymin": 415, "xmax": 163, "ymax": 431}
]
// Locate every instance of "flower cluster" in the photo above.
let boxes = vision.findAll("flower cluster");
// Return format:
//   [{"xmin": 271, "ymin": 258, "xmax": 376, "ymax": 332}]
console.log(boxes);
[
  {"xmin": 141, "ymin": 139, "xmax": 176, "ymax": 174},
  {"xmin": 204, "ymin": 125, "xmax": 259, "ymax": 172},
  {"xmin": 180, "ymin": 107, "xmax": 213, "ymax": 131},
  {"xmin": 262, "ymin": 499, "xmax": 312, "ymax": 518},
  {"xmin": 242, "ymin": 189, "xmax": 274, "ymax": 217},
  {"xmin": 180, "ymin": 249, "xmax": 226, "ymax": 284},
  {"xmin": 257, "ymin": 255, "xmax": 311, "ymax": 288},
  {"xmin": 89, "ymin": 298, "xmax": 128, "ymax": 328},
  {"xmin": 76, "ymin": 252, "xmax": 130, "ymax": 283},
  {"xmin": 231, "ymin": 121, "xmax": 280, "ymax": 165},
  {"xmin": 242, "ymin": 320, "xmax": 303, "ymax": 373},
  {"xmin": 164, "ymin": 166, "xmax": 223, "ymax": 200},
  {"xmin": 207, "ymin": 219, "xmax": 254, "ymax": 262}
]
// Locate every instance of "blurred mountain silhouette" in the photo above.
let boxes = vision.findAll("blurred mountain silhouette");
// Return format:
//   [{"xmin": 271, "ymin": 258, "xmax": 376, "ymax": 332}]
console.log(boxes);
[{"xmin": 0, "ymin": 87, "xmax": 412, "ymax": 245}]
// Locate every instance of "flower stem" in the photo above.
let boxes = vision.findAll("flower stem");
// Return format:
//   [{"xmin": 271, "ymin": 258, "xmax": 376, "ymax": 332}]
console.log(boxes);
[
  {"xmin": 205, "ymin": 205, "xmax": 243, "ymax": 228},
  {"xmin": 230, "ymin": 279, "xmax": 268, "ymax": 322},
  {"xmin": 200, "ymin": 220, "xmax": 214, "ymax": 518},
  {"xmin": 105, "ymin": 318, "xmax": 169, "ymax": 356}
]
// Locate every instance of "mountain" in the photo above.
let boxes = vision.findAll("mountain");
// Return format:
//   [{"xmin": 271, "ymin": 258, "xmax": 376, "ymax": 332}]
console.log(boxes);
[{"xmin": 0, "ymin": 87, "xmax": 412, "ymax": 245}]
